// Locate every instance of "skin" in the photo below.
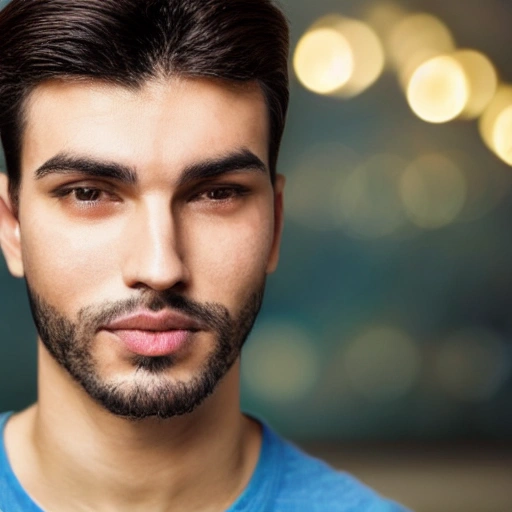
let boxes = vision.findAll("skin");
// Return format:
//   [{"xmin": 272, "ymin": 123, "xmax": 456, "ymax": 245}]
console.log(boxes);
[{"xmin": 0, "ymin": 76, "xmax": 285, "ymax": 511}]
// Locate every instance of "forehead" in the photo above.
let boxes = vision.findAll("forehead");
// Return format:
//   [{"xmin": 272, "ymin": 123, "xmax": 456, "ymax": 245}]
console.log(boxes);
[{"xmin": 21, "ymin": 77, "xmax": 270, "ymax": 182}]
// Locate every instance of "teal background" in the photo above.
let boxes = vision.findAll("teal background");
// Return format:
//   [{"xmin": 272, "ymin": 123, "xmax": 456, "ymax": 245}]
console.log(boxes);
[{"xmin": 1, "ymin": 0, "xmax": 512, "ymax": 441}]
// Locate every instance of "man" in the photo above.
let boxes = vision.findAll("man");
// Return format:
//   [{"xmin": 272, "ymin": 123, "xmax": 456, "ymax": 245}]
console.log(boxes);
[{"xmin": 0, "ymin": 0, "xmax": 410, "ymax": 510}]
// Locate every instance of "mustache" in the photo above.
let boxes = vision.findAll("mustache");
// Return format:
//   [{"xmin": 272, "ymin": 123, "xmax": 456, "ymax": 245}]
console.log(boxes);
[{"xmin": 76, "ymin": 291, "xmax": 231, "ymax": 334}]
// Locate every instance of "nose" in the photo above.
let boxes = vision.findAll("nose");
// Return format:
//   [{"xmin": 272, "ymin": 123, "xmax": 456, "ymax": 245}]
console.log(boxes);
[{"xmin": 121, "ymin": 200, "xmax": 189, "ymax": 292}]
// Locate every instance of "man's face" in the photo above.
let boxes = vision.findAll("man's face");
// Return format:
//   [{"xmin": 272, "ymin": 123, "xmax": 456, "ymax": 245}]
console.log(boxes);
[{"xmin": 4, "ymin": 77, "xmax": 283, "ymax": 419}]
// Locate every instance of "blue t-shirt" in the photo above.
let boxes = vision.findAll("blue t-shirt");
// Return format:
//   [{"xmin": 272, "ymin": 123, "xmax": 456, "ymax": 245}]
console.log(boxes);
[{"xmin": 0, "ymin": 412, "xmax": 410, "ymax": 511}]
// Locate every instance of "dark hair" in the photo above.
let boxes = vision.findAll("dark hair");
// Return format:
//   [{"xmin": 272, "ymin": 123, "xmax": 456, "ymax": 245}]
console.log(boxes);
[{"xmin": 0, "ymin": 0, "xmax": 289, "ymax": 207}]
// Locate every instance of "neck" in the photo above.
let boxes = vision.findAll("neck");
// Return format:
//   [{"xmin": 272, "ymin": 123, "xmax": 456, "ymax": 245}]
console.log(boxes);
[{"xmin": 5, "ymin": 346, "xmax": 261, "ymax": 512}]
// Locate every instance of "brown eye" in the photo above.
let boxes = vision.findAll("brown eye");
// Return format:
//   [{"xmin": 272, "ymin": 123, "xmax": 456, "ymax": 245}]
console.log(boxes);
[
  {"xmin": 188, "ymin": 184, "xmax": 249, "ymax": 204},
  {"xmin": 207, "ymin": 188, "xmax": 237, "ymax": 200},
  {"xmin": 73, "ymin": 188, "xmax": 102, "ymax": 201}
]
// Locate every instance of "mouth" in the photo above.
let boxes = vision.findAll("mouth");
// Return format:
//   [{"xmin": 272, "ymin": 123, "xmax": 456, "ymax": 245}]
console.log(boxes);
[{"xmin": 102, "ymin": 310, "xmax": 202, "ymax": 357}]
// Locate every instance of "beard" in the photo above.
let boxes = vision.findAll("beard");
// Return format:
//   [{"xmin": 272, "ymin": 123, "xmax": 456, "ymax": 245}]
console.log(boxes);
[{"xmin": 26, "ymin": 284, "xmax": 264, "ymax": 420}]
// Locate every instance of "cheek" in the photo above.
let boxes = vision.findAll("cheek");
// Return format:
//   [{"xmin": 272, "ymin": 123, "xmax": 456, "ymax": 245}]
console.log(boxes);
[
  {"xmin": 187, "ymin": 209, "xmax": 274, "ymax": 301},
  {"xmin": 19, "ymin": 214, "xmax": 119, "ymax": 306}
]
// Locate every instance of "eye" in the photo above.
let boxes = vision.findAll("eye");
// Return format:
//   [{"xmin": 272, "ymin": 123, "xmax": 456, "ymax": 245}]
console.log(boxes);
[
  {"xmin": 51, "ymin": 184, "xmax": 120, "ymax": 206},
  {"xmin": 205, "ymin": 187, "xmax": 240, "ymax": 200},
  {"xmin": 73, "ymin": 187, "xmax": 103, "ymax": 202},
  {"xmin": 193, "ymin": 185, "xmax": 249, "ymax": 203}
]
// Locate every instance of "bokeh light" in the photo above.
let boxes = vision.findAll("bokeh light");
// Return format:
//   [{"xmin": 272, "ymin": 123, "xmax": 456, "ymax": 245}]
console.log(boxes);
[
  {"xmin": 388, "ymin": 13, "xmax": 456, "ymax": 88},
  {"xmin": 294, "ymin": 27, "xmax": 353, "ymax": 94},
  {"xmin": 406, "ymin": 55, "xmax": 468, "ymax": 123},
  {"xmin": 406, "ymin": 50, "xmax": 497, "ymax": 124},
  {"xmin": 492, "ymin": 105, "xmax": 512, "ymax": 166},
  {"xmin": 242, "ymin": 321, "xmax": 320, "ymax": 403},
  {"xmin": 454, "ymin": 50, "xmax": 498, "ymax": 119},
  {"xmin": 315, "ymin": 15, "xmax": 385, "ymax": 98},
  {"xmin": 343, "ymin": 326, "xmax": 421, "ymax": 402},
  {"xmin": 433, "ymin": 328, "xmax": 511, "ymax": 402},
  {"xmin": 335, "ymin": 154, "xmax": 407, "ymax": 239},
  {"xmin": 400, "ymin": 153, "xmax": 467, "ymax": 229},
  {"xmin": 294, "ymin": 15, "xmax": 384, "ymax": 98},
  {"xmin": 479, "ymin": 85, "xmax": 512, "ymax": 166}
]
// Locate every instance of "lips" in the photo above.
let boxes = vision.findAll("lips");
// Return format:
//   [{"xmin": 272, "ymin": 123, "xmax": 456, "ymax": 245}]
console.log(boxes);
[{"xmin": 102, "ymin": 310, "xmax": 202, "ymax": 357}]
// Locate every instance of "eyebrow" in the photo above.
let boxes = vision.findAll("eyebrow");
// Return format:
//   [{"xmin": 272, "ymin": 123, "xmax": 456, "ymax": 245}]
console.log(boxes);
[
  {"xmin": 33, "ymin": 148, "xmax": 267, "ymax": 187},
  {"xmin": 34, "ymin": 153, "xmax": 138, "ymax": 185},
  {"xmin": 177, "ymin": 149, "xmax": 267, "ymax": 186}
]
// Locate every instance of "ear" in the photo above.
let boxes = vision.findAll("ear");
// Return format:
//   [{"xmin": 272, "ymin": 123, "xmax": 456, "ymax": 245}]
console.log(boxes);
[
  {"xmin": 0, "ymin": 173, "xmax": 24, "ymax": 277},
  {"xmin": 266, "ymin": 173, "xmax": 285, "ymax": 274}
]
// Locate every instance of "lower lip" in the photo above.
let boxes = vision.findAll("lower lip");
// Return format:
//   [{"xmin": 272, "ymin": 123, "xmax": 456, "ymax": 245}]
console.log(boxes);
[{"xmin": 109, "ymin": 329, "xmax": 192, "ymax": 357}]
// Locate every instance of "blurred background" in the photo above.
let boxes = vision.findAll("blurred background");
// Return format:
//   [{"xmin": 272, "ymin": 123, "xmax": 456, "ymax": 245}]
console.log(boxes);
[{"xmin": 1, "ymin": 0, "xmax": 512, "ymax": 510}]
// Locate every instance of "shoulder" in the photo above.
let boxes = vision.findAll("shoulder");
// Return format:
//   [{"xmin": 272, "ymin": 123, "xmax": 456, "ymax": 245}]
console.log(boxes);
[{"xmin": 266, "ymin": 427, "xmax": 411, "ymax": 512}]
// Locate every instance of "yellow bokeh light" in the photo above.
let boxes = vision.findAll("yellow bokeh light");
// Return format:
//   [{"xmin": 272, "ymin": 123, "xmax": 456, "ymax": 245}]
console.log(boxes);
[
  {"xmin": 294, "ymin": 15, "xmax": 384, "ymax": 98},
  {"xmin": 479, "ymin": 85, "xmax": 512, "ymax": 165},
  {"xmin": 493, "ymin": 105, "xmax": 512, "ymax": 166},
  {"xmin": 388, "ymin": 13, "xmax": 455, "ymax": 87},
  {"xmin": 315, "ymin": 16, "xmax": 384, "ymax": 98},
  {"xmin": 293, "ymin": 28, "xmax": 353, "ymax": 94},
  {"xmin": 400, "ymin": 154, "xmax": 467, "ymax": 229},
  {"xmin": 339, "ymin": 19, "xmax": 384, "ymax": 97},
  {"xmin": 406, "ymin": 55, "xmax": 468, "ymax": 123},
  {"xmin": 454, "ymin": 50, "xmax": 498, "ymax": 119}
]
